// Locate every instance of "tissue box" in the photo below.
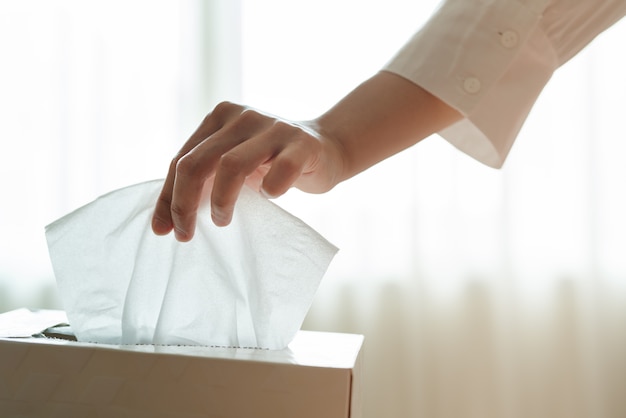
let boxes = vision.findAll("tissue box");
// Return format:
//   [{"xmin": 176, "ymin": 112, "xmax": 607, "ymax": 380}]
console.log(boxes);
[{"xmin": 0, "ymin": 309, "xmax": 363, "ymax": 418}]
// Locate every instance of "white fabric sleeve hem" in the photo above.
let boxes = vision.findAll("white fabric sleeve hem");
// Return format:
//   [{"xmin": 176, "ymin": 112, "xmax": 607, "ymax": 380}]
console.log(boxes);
[{"xmin": 383, "ymin": 0, "xmax": 557, "ymax": 168}]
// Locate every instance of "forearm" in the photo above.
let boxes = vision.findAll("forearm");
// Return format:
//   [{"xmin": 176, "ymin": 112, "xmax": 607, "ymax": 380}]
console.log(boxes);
[{"xmin": 312, "ymin": 71, "xmax": 462, "ymax": 182}]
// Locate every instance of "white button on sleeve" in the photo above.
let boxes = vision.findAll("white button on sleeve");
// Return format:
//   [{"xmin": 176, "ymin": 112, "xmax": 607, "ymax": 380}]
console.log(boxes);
[
  {"xmin": 463, "ymin": 77, "xmax": 481, "ymax": 94},
  {"xmin": 500, "ymin": 30, "xmax": 519, "ymax": 48},
  {"xmin": 384, "ymin": 0, "xmax": 554, "ymax": 167}
]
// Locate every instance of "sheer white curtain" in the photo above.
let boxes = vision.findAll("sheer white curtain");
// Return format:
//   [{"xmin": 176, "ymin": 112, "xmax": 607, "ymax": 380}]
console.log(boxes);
[
  {"xmin": 241, "ymin": 1, "xmax": 626, "ymax": 418},
  {"xmin": 0, "ymin": 1, "xmax": 238, "ymax": 308}
]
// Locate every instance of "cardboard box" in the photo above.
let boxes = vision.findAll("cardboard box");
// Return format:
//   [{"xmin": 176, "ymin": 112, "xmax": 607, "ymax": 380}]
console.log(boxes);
[{"xmin": 0, "ymin": 309, "xmax": 363, "ymax": 418}]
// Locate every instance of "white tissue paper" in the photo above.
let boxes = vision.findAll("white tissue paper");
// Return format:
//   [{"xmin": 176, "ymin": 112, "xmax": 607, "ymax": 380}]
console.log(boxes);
[{"xmin": 45, "ymin": 180, "xmax": 337, "ymax": 349}]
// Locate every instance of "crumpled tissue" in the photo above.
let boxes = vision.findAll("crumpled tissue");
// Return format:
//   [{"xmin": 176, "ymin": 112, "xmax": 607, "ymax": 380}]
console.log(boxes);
[{"xmin": 45, "ymin": 180, "xmax": 337, "ymax": 349}]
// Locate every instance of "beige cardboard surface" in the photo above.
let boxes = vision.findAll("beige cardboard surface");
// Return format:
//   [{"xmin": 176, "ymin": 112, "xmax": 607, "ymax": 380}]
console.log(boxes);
[{"xmin": 0, "ymin": 310, "xmax": 363, "ymax": 418}]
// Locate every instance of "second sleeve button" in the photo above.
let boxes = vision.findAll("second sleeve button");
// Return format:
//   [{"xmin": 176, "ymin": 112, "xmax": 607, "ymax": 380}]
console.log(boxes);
[{"xmin": 463, "ymin": 77, "xmax": 481, "ymax": 94}]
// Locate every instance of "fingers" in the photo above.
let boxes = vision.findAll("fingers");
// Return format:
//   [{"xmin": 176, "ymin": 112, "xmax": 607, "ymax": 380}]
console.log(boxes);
[
  {"xmin": 151, "ymin": 102, "xmax": 244, "ymax": 238},
  {"xmin": 153, "ymin": 102, "xmax": 325, "ymax": 240},
  {"xmin": 152, "ymin": 144, "xmax": 209, "ymax": 237},
  {"xmin": 151, "ymin": 159, "xmax": 179, "ymax": 235},
  {"xmin": 261, "ymin": 135, "xmax": 318, "ymax": 197},
  {"xmin": 169, "ymin": 108, "xmax": 271, "ymax": 239},
  {"xmin": 210, "ymin": 149, "xmax": 261, "ymax": 226},
  {"xmin": 209, "ymin": 124, "xmax": 312, "ymax": 226}
]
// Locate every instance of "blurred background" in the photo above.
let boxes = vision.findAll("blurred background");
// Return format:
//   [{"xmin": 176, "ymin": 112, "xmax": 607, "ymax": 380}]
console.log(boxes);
[{"xmin": 1, "ymin": 1, "xmax": 625, "ymax": 417}]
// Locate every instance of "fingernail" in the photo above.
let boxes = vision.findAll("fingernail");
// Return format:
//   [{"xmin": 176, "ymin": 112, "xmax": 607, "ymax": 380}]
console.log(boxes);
[
  {"xmin": 174, "ymin": 227, "xmax": 190, "ymax": 242},
  {"xmin": 260, "ymin": 187, "xmax": 277, "ymax": 199},
  {"xmin": 211, "ymin": 208, "xmax": 229, "ymax": 227},
  {"xmin": 152, "ymin": 216, "xmax": 172, "ymax": 235}
]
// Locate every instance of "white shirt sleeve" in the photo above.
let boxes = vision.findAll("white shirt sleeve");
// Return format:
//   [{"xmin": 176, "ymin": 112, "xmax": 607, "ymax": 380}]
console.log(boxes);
[{"xmin": 384, "ymin": 0, "xmax": 626, "ymax": 168}]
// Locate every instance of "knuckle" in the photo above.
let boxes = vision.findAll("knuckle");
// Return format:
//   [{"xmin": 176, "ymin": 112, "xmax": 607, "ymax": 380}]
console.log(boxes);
[
  {"xmin": 238, "ymin": 108, "xmax": 263, "ymax": 125},
  {"xmin": 274, "ymin": 154, "xmax": 301, "ymax": 175},
  {"xmin": 271, "ymin": 122, "xmax": 315, "ymax": 148},
  {"xmin": 273, "ymin": 120, "xmax": 297, "ymax": 133},
  {"xmin": 169, "ymin": 153, "xmax": 184, "ymax": 171},
  {"xmin": 218, "ymin": 152, "xmax": 245, "ymax": 175},
  {"xmin": 210, "ymin": 191, "xmax": 234, "ymax": 217},
  {"xmin": 175, "ymin": 153, "xmax": 199, "ymax": 177},
  {"xmin": 169, "ymin": 202, "xmax": 190, "ymax": 220},
  {"xmin": 155, "ymin": 193, "xmax": 172, "ymax": 208},
  {"xmin": 211, "ymin": 197, "xmax": 230, "ymax": 213},
  {"xmin": 169, "ymin": 158, "xmax": 179, "ymax": 174},
  {"xmin": 170, "ymin": 198, "xmax": 200, "ymax": 223},
  {"xmin": 211, "ymin": 101, "xmax": 237, "ymax": 118},
  {"xmin": 271, "ymin": 120, "xmax": 296, "ymax": 135},
  {"xmin": 204, "ymin": 101, "xmax": 243, "ymax": 128}
]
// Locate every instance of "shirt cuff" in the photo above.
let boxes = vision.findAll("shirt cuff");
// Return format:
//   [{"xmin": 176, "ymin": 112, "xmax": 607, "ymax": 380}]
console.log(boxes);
[{"xmin": 383, "ymin": 0, "xmax": 558, "ymax": 168}]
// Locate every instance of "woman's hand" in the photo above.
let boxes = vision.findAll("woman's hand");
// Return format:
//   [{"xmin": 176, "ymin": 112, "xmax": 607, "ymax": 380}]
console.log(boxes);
[
  {"xmin": 151, "ymin": 101, "xmax": 346, "ymax": 241},
  {"xmin": 152, "ymin": 71, "xmax": 461, "ymax": 241}
]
